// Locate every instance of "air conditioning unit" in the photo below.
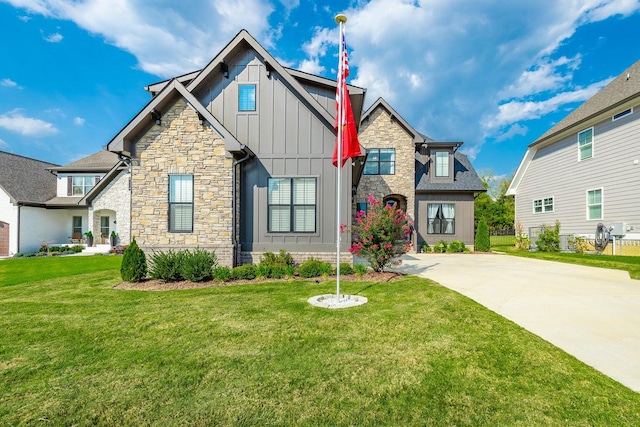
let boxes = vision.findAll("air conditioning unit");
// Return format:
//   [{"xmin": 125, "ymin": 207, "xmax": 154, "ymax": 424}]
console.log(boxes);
[{"xmin": 610, "ymin": 222, "xmax": 627, "ymax": 237}]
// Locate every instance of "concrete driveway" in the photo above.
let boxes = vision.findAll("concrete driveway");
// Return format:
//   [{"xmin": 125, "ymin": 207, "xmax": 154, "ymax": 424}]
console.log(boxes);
[{"xmin": 391, "ymin": 253, "xmax": 640, "ymax": 392}]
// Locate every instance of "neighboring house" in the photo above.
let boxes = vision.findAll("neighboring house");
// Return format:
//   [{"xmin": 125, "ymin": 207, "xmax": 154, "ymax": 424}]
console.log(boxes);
[
  {"xmin": 507, "ymin": 59, "xmax": 640, "ymax": 241},
  {"xmin": 106, "ymin": 30, "xmax": 366, "ymax": 267},
  {"xmin": 0, "ymin": 150, "xmax": 126, "ymax": 255},
  {"xmin": 356, "ymin": 98, "xmax": 485, "ymax": 249}
]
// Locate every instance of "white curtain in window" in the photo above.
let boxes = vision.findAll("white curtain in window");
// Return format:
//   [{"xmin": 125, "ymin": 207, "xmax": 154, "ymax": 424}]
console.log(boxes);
[
  {"xmin": 293, "ymin": 178, "xmax": 315, "ymax": 204},
  {"xmin": 270, "ymin": 206, "xmax": 290, "ymax": 232},
  {"xmin": 293, "ymin": 206, "xmax": 315, "ymax": 232},
  {"xmin": 442, "ymin": 204, "xmax": 455, "ymax": 234},
  {"xmin": 427, "ymin": 204, "xmax": 439, "ymax": 233},
  {"xmin": 269, "ymin": 179, "xmax": 291, "ymax": 204}
]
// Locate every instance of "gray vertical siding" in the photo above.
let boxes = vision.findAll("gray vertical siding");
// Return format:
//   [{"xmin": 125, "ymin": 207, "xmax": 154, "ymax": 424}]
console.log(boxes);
[
  {"xmin": 415, "ymin": 192, "xmax": 476, "ymax": 246},
  {"xmin": 196, "ymin": 46, "xmax": 350, "ymax": 253},
  {"xmin": 515, "ymin": 104, "xmax": 640, "ymax": 236}
]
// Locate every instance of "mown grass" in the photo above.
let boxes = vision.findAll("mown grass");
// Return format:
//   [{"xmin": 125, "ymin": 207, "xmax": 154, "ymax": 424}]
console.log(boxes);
[
  {"xmin": 1, "ymin": 256, "xmax": 639, "ymax": 426},
  {"xmin": 500, "ymin": 246, "xmax": 640, "ymax": 280}
]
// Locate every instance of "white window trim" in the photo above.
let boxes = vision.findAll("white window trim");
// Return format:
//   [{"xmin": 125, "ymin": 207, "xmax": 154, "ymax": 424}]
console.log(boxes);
[
  {"xmin": 612, "ymin": 107, "xmax": 633, "ymax": 121},
  {"xmin": 577, "ymin": 127, "xmax": 594, "ymax": 162},
  {"xmin": 586, "ymin": 188, "xmax": 603, "ymax": 221},
  {"xmin": 532, "ymin": 197, "xmax": 554, "ymax": 214}
]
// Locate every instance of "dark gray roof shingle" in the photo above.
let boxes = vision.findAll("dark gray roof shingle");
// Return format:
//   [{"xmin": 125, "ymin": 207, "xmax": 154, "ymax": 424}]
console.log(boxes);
[
  {"xmin": 416, "ymin": 151, "xmax": 485, "ymax": 192},
  {"xmin": 0, "ymin": 151, "xmax": 58, "ymax": 204},
  {"xmin": 48, "ymin": 150, "xmax": 121, "ymax": 172}
]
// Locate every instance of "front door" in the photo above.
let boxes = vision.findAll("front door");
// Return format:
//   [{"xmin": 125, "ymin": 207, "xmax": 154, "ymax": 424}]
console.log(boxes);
[{"xmin": 100, "ymin": 216, "xmax": 110, "ymax": 243}]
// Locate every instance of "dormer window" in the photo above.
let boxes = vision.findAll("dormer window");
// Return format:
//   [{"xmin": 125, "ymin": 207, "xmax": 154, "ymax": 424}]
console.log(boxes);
[
  {"xmin": 68, "ymin": 176, "xmax": 98, "ymax": 196},
  {"xmin": 435, "ymin": 151, "xmax": 449, "ymax": 177},
  {"xmin": 238, "ymin": 84, "xmax": 256, "ymax": 111}
]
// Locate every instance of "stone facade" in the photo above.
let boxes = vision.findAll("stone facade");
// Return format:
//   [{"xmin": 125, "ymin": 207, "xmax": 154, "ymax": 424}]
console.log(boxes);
[
  {"xmin": 89, "ymin": 170, "xmax": 131, "ymax": 246},
  {"xmin": 131, "ymin": 97, "xmax": 235, "ymax": 266},
  {"xmin": 356, "ymin": 106, "xmax": 416, "ymax": 233}
]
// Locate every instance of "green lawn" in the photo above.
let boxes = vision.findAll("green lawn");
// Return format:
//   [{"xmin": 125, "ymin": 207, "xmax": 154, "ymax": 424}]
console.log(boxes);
[
  {"xmin": 499, "ymin": 246, "xmax": 640, "ymax": 280},
  {"xmin": 1, "ymin": 256, "xmax": 639, "ymax": 426}
]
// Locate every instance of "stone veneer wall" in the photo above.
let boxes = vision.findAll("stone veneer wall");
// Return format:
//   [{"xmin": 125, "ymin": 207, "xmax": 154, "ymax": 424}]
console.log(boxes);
[
  {"xmin": 89, "ymin": 170, "xmax": 131, "ymax": 246},
  {"xmin": 131, "ymin": 97, "xmax": 235, "ymax": 266},
  {"xmin": 356, "ymin": 107, "xmax": 416, "ymax": 240}
]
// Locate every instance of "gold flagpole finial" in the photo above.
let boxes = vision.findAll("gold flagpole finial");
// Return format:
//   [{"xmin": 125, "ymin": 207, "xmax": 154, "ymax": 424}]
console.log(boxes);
[{"xmin": 335, "ymin": 14, "xmax": 347, "ymax": 24}]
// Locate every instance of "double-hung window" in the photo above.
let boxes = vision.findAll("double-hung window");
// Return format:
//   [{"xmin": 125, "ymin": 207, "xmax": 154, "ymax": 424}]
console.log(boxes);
[
  {"xmin": 72, "ymin": 216, "xmax": 82, "ymax": 235},
  {"xmin": 169, "ymin": 175, "xmax": 193, "ymax": 232},
  {"xmin": 72, "ymin": 176, "xmax": 97, "ymax": 195},
  {"xmin": 435, "ymin": 151, "xmax": 449, "ymax": 177},
  {"xmin": 587, "ymin": 189, "xmax": 602, "ymax": 220},
  {"xmin": 578, "ymin": 128, "xmax": 593, "ymax": 161},
  {"xmin": 238, "ymin": 84, "xmax": 256, "ymax": 111},
  {"xmin": 533, "ymin": 197, "xmax": 554, "ymax": 213},
  {"xmin": 427, "ymin": 203, "xmax": 455, "ymax": 234},
  {"xmin": 268, "ymin": 177, "xmax": 316, "ymax": 233},
  {"xmin": 364, "ymin": 148, "xmax": 395, "ymax": 175}
]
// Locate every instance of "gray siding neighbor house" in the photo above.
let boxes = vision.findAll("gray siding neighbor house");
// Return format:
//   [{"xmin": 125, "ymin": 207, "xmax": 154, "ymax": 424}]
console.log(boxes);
[
  {"xmin": 357, "ymin": 98, "xmax": 485, "ymax": 249},
  {"xmin": 507, "ymin": 58, "xmax": 640, "ymax": 242},
  {"xmin": 106, "ymin": 30, "xmax": 366, "ymax": 267}
]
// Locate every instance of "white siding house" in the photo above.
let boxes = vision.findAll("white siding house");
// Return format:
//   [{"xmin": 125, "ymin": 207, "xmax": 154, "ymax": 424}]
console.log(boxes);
[{"xmin": 508, "ymin": 59, "xmax": 640, "ymax": 241}]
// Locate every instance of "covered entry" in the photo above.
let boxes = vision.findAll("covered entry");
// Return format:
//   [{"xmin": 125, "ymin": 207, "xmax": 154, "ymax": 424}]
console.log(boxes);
[{"xmin": 0, "ymin": 221, "xmax": 9, "ymax": 256}]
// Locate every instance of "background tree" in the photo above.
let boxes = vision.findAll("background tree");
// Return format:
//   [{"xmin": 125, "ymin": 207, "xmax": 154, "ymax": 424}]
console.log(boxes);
[{"xmin": 474, "ymin": 169, "xmax": 515, "ymax": 232}]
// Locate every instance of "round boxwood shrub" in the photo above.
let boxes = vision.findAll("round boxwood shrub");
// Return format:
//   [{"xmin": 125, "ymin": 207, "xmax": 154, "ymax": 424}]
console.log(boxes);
[
  {"xmin": 231, "ymin": 264, "xmax": 257, "ymax": 280},
  {"xmin": 213, "ymin": 266, "xmax": 232, "ymax": 282},
  {"xmin": 120, "ymin": 238, "xmax": 147, "ymax": 283},
  {"xmin": 299, "ymin": 258, "xmax": 332, "ymax": 278}
]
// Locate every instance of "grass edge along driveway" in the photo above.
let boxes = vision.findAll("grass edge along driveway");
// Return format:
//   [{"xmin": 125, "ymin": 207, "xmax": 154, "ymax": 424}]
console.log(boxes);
[{"xmin": 1, "ymin": 255, "xmax": 639, "ymax": 426}]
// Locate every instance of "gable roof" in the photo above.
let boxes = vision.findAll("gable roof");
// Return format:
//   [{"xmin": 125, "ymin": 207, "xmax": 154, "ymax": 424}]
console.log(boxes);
[
  {"xmin": 107, "ymin": 78, "xmax": 245, "ymax": 155},
  {"xmin": 0, "ymin": 151, "xmax": 57, "ymax": 205},
  {"xmin": 533, "ymin": 58, "xmax": 640, "ymax": 147},
  {"xmin": 508, "ymin": 58, "xmax": 640, "ymax": 196},
  {"xmin": 416, "ymin": 151, "xmax": 485, "ymax": 192},
  {"xmin": 361, "ymin": 98, "xmax": 433, "ymax": 144},
  {"xmin": 48, "ymin": 150, "xmax": 121, "ymax": 172}
]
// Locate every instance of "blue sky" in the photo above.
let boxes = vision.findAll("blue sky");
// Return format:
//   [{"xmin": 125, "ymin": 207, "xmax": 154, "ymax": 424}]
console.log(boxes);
[{"xmin": 1, "ymin": 0, "xmax": 640, "ymax": 180}]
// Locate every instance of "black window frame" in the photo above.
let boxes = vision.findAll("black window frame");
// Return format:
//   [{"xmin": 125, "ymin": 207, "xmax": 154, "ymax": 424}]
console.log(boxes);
[
  {"xmin": 268, "ymin": 177, "xmax": 317, "ymax": 233},
  {"xmin": 427, "ymin": 203, "xmax": 455, "ymax": 235},
  {"xmin": 363, "ymin": 148, "xmax": 395, "ymax": 175},
  {"xmin": 168, "ymin": 174, "xmax": 194, "ymax": 233}
]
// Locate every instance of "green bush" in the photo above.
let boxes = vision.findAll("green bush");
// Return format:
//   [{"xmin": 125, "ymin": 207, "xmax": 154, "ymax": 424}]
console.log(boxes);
[
  {"xmin": 298, "ymin": 258, "xmax": 332, "ymax": 278},
  {"xmin": 213, "ymin": 266, "xmax": 232, "ymax": 282},
  {"xmin": 337, "ymin": 262, "xmax": 354, "ymax": 275},
  {"xmin": 149, "ymin": 249, "xmax": 184, "ymax": 282},
  {"xmin": 536, "ymin": 221, "xmax": 561, "ymax": 252},
  {"xmin": 257, "ymin": 249, "xmax": 296, "ymax": 279},
  {"xmin": 419, "ymin": 241, "xmax": 431, "ymax": 253},
  {"xmin": 433, "ymin": 240, "xmax": 448, "ymax": 253},
  {"xmin": 180, "ymin": 248, "xmax": 217, "ymax": 282},
  {"xmin": 447, "ymin": 240, "xmax": 468, "ymax": 253},
  {"xmin": 259, "ymin": 249, "xmax": 295, "ymax": 267},
  {"xmin": 354, "ymin": 263, "xmax": 368, "ymax": 276},
  {"xmin": 231, "ymin": 264, "xmax": 257, "ymax": 280},
  {"xmin": 475, "ymin": 218, "xmax": 491, "ymax": 252},
  {"xmin": 71, "ymin": 245, "xmax": 84, "ymax": 253},
  {"xmin": 120, "ymin": 238, "xmax": 147, "ymax": 283}
]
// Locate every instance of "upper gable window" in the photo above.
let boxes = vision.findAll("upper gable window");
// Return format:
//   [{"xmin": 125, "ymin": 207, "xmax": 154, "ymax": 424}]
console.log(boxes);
[
  {"xmin": 578, "ymin": 128, "xmax": 593, "ymax": 161},
  {"xmin": 435, "ymin": 151, "xmax": 449, "ymax": 177},
  {"xmin": 238, "ymin": 84, "xmax": 256, "ymax": 111},
  {"xmin": 612, "ymin": 108, "xmax": 632, "ymax": 121},
  {"xmin": 71, "ymin": 176, "xmax": 97, "ymax": 196},
  {"xmin": 364, "ymin": 148, "xmax": 395, "ymax": 175}
]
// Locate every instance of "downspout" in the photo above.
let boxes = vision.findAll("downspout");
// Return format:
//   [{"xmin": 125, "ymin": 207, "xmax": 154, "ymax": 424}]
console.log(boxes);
[
  {"xmin": 16, "ymin": 204, "xmax": 21, "ymax": 254},
  {"xmin": 232, "ymin": 149, "xmax": 251, "ymax": 267}
]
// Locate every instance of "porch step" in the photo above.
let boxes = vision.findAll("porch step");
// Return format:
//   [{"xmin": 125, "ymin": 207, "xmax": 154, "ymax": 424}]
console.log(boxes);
[{"xmin": 82, "ymin": 244, "xmax": 112, "ymax": 255}]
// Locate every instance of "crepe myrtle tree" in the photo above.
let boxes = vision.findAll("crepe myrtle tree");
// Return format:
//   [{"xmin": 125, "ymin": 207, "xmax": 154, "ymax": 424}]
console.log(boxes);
[{"xmin": 345, "ymin": 194, "xmax": 413, "ymax": 272}]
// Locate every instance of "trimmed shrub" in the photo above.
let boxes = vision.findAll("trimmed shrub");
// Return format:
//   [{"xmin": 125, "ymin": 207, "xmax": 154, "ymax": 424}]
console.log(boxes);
[
  {"xmin": 231, "ymin": 264, "xmax": 257, "ymax": 280},
  {"xmin": 257, "ymin": 249, "xmax": 296, "ymax": 279},
  {"xmin": 447, "ymin": 240, "xmax": 468, "ymax": 253},
  {"xmin": 180, "ymin": 248, "xmax": 217, "ymax": 282},
  {"xmin": 298, "ymin": 258, "xmax": 332, "ymax": 278},
  {"xmin": 419, "ymin": 241, "xmax": 431, "ymax": 253},
  {"xmin": 354, "ymin": 263, "xmax": 368, "ymax": 276},
  {"xmin": 149, "ymin": 249, "xmax": 184, "ymax": 282},
  {"xmin": 433, "ymin": 240, "xmax": 448, "ymax": 253},
  {"xmin": 536, "ymin": 221, "xmax": 561, "ymax": 252},
  {"xmin": 475, "ymin": 218, "xmax": 491, "ymax": 252},
  {"xmin": 120, "ymin": 238, "xmax": 147, "ymax": 283},
  {"xmin": 259, "ymin": 249, "xmax": 295, "ymax": 267},
  {"xmin": 213, "ymin": 266, "xmax": 232, "ymax": 282},
  {"xmin": 338, "ymin": 262, "xmax": 354, "ymax": 275}
]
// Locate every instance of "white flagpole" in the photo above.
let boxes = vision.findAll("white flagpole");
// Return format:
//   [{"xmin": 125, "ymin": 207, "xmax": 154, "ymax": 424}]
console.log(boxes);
[{"xmin": 335, "ymin": 13, "xmax": 347, "ymax": 302}]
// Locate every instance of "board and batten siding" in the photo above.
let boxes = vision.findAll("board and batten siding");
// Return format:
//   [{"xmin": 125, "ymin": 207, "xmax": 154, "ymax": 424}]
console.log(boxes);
[
  {"xmin": 196, "ymin": 47, "xmax": 349, "ymax": 254},
  {"xmin": 415, "ymin": 192, "xmax": 476, "ymax": 246},
  {"xmin": 516, "ymin": 105, "xmax": 640, "ymax": 237}
]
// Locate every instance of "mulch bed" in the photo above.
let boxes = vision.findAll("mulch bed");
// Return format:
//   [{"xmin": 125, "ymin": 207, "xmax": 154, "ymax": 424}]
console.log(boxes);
[{"xmin": 113, "ymin": 271, "xmax": 404, "ymax": 291}]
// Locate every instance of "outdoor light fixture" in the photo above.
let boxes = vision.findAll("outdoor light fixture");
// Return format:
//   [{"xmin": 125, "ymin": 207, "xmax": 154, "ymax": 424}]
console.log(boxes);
[
  {"xmin": 265, "ymin": 61, "xmax": 273, "ymax": 78},
  {"xmin": 197, "ymin": 112, "xmax": 206, "ymax": 126},
  {"xmin": 151, "ymin": 109, "xmax": 161, "ymax": 125},
  {"xmin": 221, "ymin": 61, "xmax": 229, "ymax": 78}
]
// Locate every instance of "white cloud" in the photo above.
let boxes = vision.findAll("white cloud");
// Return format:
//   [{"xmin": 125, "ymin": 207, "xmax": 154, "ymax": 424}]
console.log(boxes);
[
  {"xmin": 73, "ymin": 116, "xmax": 85, "ymax": 126},
  {"xmin": 43, "ymin": 32, "xmax": 63, "ymax": 42},
  {"xmin": 495, "ymin": 123, "xmax": 529, "ymax": 143},
  {"xmin": 0, "ymin": 109, "xmax": 60, "ymax": 137},
  {"xmin": 1, "ymin": 78, "xmax": 20, "ymax": 88},
  {"xmin": 297, "ymin": 58, "xmax": 324, "ymax": 75},
  {"xmin": 0, "ymin": 138, "xmax": 8, "ymax": 148}
]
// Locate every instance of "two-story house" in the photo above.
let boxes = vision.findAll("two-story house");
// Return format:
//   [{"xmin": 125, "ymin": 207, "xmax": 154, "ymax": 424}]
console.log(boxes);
[
  {"xmin": 356, "ymin": 98, "xmax": 485, "ymax": 249},
  {"xmin": 507, "ymin": 58, "xmax": 640, "ymax": 244},
  {"xmin": 106, "ymin": 29, "xmax": 366, "ymax": 267}
]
